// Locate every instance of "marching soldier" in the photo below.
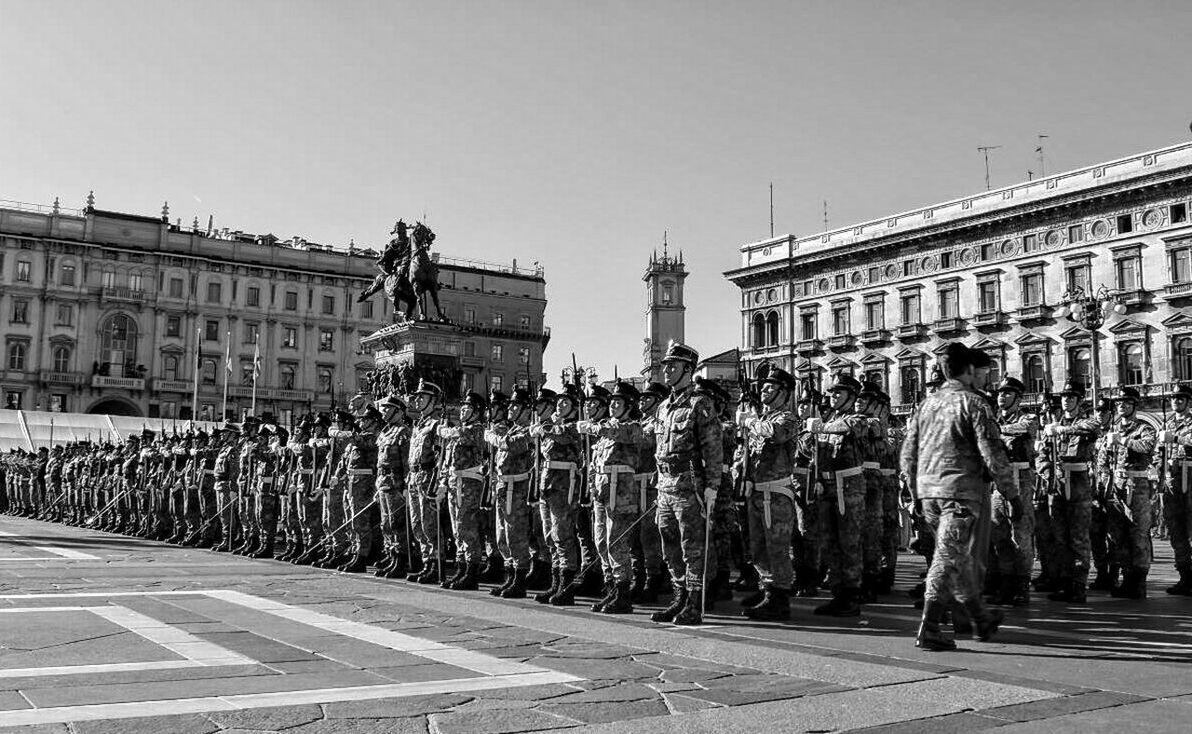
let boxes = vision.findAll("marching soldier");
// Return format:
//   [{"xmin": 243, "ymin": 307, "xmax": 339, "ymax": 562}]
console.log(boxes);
[
  {"xmin": 183, "ymin": 431, "xmax": 219, "ymax": 548},
  {"xmin": 649, "ymin": 342, "xmax": 723, "ymax": 626},
  {"xmin": 1156, "ymin": 384, "xmax": 1192, "ymax": 595},
  {"xmin": 1089, "ymin": 398, "xmax": 1117, "ymax": 591},
  {"xmin": 1041, "ymin": 379, "xmax": 1101, "ymax": 603},
  {"xmin": 857, "ymin": 381, "xmax": 888, "ymax": 601},
  {"xmin": 989, "ymin": 376, "xmax": 1038, "ymax": 606},
  {"xmin": 374, "ymin": 395, "xmax": 411, "ymax": 578},
  {"xmin": 233, "ymin": 418, "xmax": 261, "ymax": 555},
  {"xmin": 792, "ymin": 383, "xmax": 823, "ymax": 598},
  {"xmin": 406, "ymin": 380, "xmax": 445, "ymax": 584},
  {"xmin": 278, "ymin": 420, "xmax": 309, "ymax": 562},
  {"xmin": 696, "ymin": 378, "xmax": 740, "ymax": 610},
  {"xmin": 485, "ymin": 387, "xmax": 537, "ymax": 599},
  {"xmin": 736, "ymin": 366, "xmax": 800, "ymax": 621},
  {"xmin": 250, "ymin": 424, "xmax": 283, "ymax": 559},
  {"xmin": 1100, "ymin": 386, "xmax": 1156, "ymax": 598}
]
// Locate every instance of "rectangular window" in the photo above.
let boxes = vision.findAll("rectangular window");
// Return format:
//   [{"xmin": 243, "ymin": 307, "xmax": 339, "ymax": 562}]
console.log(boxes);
[
  {"xmin": 245, "ymin": 322, "xmax": 260, "ymax": 344},
  {"xmin": 662, "ymin": 286, "xmax": 673, "ymax": 304},
  {"xmin": 518, "ymin": 347, "xmax": 530, "ymax": 365},
  {"xmin": 1065, "ymin": 263, "xmax": 1089, "ymax": 294},
  {"xmin": 492, "ymin": 344, "xmax": 504, "ymax": 362},
  {"xmin": 832, "ymin": 304, "xmax": 849, "ymax": 335},
  {"xmin": 800, "ymin": 313, "xmax": 817, "ymax": 340},
  {"xmin": 1023, "ymin": 234, "xmax": 1038, "ymax": 253},
  {"xmin": 900, "ymin": 293, "xmax": 921, "ymax": 324},
  {"xmin": 246, "ymin": 286, "xmax": 260, "ymax": 307},
  {"xmin": 864, "ymin": 300, "xmax": 884, "ymax": 330},
  {"xmin": 11, "ymin": 299, "xmax": 29, "ymax": 324},
  {"xmin": 205, "ymin": 320, "xmax": 220, "ymax": 341},
  {"xmin": 1117, "ymin": 214, "xmax": 1133, "ymax": 234},
  {"xmin": 492, "ymin": 375, "xmax": 503, "ymax": 391},
  {"xmin": 285, "ymin": 291, "xmax": 298, "ymax": 311},
  {"xmin": 319, "ymin": 328, "xmax": 333, "ymax": 351},
  {"xmin": 868, "ymin": 267, "xmax": 879, "ymax": 283},
  {"xmin": 834, "ymin": 274, "xmax": 846, "ymax": 290},
  {"xmin": 980, "ymin": 242, "xmax": 995, "ymax": 261},
  {"xmin": 492, "ymin": 312, "xmax": 504, "ymax": 326},
  {"xmin": 206, "ymin": 281, "xmax": 222, "ymax": 303},
  {"xmin": 1021, "ymin": 272, "xmax": 1044, "ymax": 307},
  {"xmin": 50, "ymin": 394, "xmax": 66, "ymax": 413},
  {"xmin": 903, "ymin": 261, "xmax": 914, "ymax": 277},
  {"xmin": 55, "ymin": 304, "xmax": 73, "ymax": 326},
  {"xmin": 937, "ymin": 285, "xmax": 958, "ymax": 319},
  {"xmin": 360, "ymin": 301, "xmax": 373, "ymax": 319},
  {"xmin": 282, "ymin": 327, "xmax": 297, "ymax": 349},
  {"xmin": 166, "ymin": 316, "xmax": 181, "ymax": 337},
  {"xmin": 1068, "ymin": 224, "xmax": 1084, "ymax": 243},
  {"xmin": 978, "ymin": 281, "xmax": 999, "ymax": 313},
  {"xmin": 464, "ymin": 341, "xmax": 476, "ymax": 357},
  {"xmin": 322, "ymin": 295, "xmax": 335, "ymax": 315},
  {"xmin": 939, "ymin": 252, "xmax": 952, "ymax": 269},
  {"xmin": 129, "ymin": 273, "xmax": 142, "ymax": 292},
  {"xmin": 1171, "ymin": 248, "xmax": 1192, "ymax": 284},
  {"xmin": 465, "ymin": 308, "xmax": 476, "ymax": 324},
  {"xmin": 1115, "ymin": 256, "xmax": 1140, "ymax": 290},
  {"xmin": 16, "ymin": 261, "xmax": 30, "ymax": 282},
  {"xmin": 519, "ymin": 314, "xmax": 531, "ymax": 329},
  {"xmin": 102, "ymin": 271, "xmax": 115, "ymax": 288},
  {"xmin": 4, "ymin": 391, "xmax": 22, "ymax": 410},
  {"xmin": 1173, "ymin": 203, "xmax": 1189, "ymax": 224},
  {"xmin": 169, "ymin": 277, "xmax": 183, "ymax": 298},
  {"xmin": 60, "ymin": 264, "xmax": 76, "ymax": 286}
]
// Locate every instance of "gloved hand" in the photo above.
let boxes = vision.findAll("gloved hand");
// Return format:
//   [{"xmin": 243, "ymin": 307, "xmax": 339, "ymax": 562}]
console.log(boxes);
[
  {"xmin": 1159, "ymin": 429, "xmax": 1175, "ymax": 445},
  {"xmin": 1043, "ymin": 423, "xmax": 1061, "ymax": 437},
  {"xmin": 805, "ymin": 417, "xmax": 824, "ymax": 433},
  {"xmin": 1105, "ymin": 431, "xmax": 1121, "ymax": 447},
  {"xmin": 735, "ymin": 408, "xmax": 753, "ymax": 427}
]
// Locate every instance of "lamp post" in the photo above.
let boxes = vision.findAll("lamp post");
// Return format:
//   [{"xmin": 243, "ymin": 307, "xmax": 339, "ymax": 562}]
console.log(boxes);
[{"xmin": 1052, "ymin": 284, "xmax": 1127, "ymax": 407}]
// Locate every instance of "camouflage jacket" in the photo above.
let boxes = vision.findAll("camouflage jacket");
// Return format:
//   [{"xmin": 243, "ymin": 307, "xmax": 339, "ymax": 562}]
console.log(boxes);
[
  {"xmin": 486, "ymin": 421, "xmax": 535, "ymax": 477},
  {"xmin": 213, "ymin": 444, "xmax": 238, "ymax": 483},
  {"xmin": 439, "ymin": 421, "xmax": 486, "ymax": 473},
  {"xmin": 1098, "ymin": 416, "xmax": 1156, "ymax": 483},
  {"xmin": 816, "ymin": 410, "xmax": 871, "ymax": 471},
  {"xmin": 1153, "ymin": 412, "xmax": 1192, "ymax": 490},
  {"xmin": 636, "ymin": 415, "xmax": 660, "ymax": 474},
  {"xmin": 742, "ymin": 407, "xmax": 800, "ymax": 484},
  {"xmin": 653, "ymin": 383, "xmax": 723, "ymax": 493},
  {"xmin": 998, "ymin": 408, "xmax": 1039, "ymax": 464},
  {"xmin": 375, "ymin": 423, "xmax": 410, "ymax": 493},
  {"xmin": 407, "ymin": 417, "xmax": 440, "ymax": 472}
]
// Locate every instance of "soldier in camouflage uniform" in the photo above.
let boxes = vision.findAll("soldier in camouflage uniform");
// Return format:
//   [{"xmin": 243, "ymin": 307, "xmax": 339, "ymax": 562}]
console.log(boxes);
[
  {"xmin": 406, "ymin": 381, "xmax": 445, "ymax": 584},
  {"xmin": 291, "ymin": 415, "xmax": 330, "ymax": 565},
  {"xmin": 1156, "ymin": 384, "xmax": 1192, "ymax": 595},
  {"xmin": 649, "ymin": 342, "xmax": 723, "ymax": 626},
  {"xmin": 902, "ymin": 343, "xmax": 1017, "ymax": 651},
  {"xmin": 1041, "ymin": 379, "xmax": 1101, "ymax": 603},
  {"xmin": 248, "ymin": 424, "xmax": 282, "ymax": 558},
  {"xmin": 232, "ymin": 418, "xmax": 261, "ymax": 554},
  {"xmin": 578, "ymin": 381, "xmax": 644, "ymax": 614},
  {"xmin": 1099, "ymin": 386, "xmax": 1156, "ymax": 599},
  {"xmin": 632, "ymin": 383, "xmax": 669, "ymax": 603},
  {"xmin": 856, "ymin": 381, "xmax": 888, "ymax": 601},
  {"xmin": 211, "ymin": 422, "xmax": 241, "ymax": 551},
  {"xmin": 792, "ymin": 384, "xmax": 823, "ymax": 598},
  {"xmin": 277, "ymin": 420, "xmax": 307, "ymax": 563},
  {"xmin": 486, "ymin": 387, "xmax": 537, "ymax": 598},
  {"xmin": 526, "ymin": 388, "xmax": 557, "ymax": 590},
  {"xmin": 695, "ymin": 378, "xmax": 739, "ymax": 611},
  {"xmin": 736, "ymin": 366, "xmax": 800, "ymax": 621},
  {"xmin": 314, "ymin": 412, "xmax": 353, "ymax": 569},
  {"xmin": 988, "ymin": 376, "xmax": 1038, "ymax": 606},
  {"xmin": 182, "ymin": 432, "xmax": 219, "ymax": 548},
  {"xmin": 808, "ymin": 373, "xmax": 869, "ymax": 617},
  {"xmin": 338, "ymin": 407, "xmax": 382, "ymax": 573},
  {"xmin": 374, "ymin": 395, "xmax": 411, "ymax": 578},
  {"xmin": 1088, "ymin": 398, "xmax": 1117, "ymax": 591},
  {"xmin": 436, "ymin": 391, "xmax": 487, "ymax": 590},
  {"xmin": 533, "ymin": 383, "xmax": 585, "ymax": 606}
]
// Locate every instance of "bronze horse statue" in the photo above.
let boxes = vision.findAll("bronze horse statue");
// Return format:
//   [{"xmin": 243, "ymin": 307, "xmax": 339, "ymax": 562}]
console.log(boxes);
[{"xmin": 359, "ymin": 220, "xmax": 446, "ymax": 322}]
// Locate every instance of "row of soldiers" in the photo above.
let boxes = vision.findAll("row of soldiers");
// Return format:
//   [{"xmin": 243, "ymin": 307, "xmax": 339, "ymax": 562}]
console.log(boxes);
[{"xmin": 4, "ymin": 340, "xmax": 1192, "ymax": 634}]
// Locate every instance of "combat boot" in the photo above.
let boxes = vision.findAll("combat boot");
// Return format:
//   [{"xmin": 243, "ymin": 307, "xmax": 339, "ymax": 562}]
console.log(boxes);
[
  {"xmin": 796, "ymin": 566, "xmax": 820, "ymax": 598},
  {"xmin": 373, "ymin": 549, "xmax": 396, "ymax": 577},
  {"xmin": 651, "ymin": 584, "xmax": 687, "ymax": 623},
  {"xmin": 915, "ymin": 600, "xmax": 956, "ymax": 651},
  {"xmin": 577, "ymin": 566, "xmax": 604, "ymax": 597},
  {"xmin": 339, "ymin": 554, "xmax": 369, "ymax": 573},
  {"xmin": 292, "ymin": 547, "xmax": 319, "ymax": 565},
  {"xmin": 672, "ymin": 587, "xmax": 703, "ymax": 626},
  {"xmin": 740, "ymin": 587, "xmax": 767, "ymax": 609},
  {"xmin": 415, "ymin": 563, "xmax": 440, "ymax": 585},
  {"xmin": 630, "ymin": 569, "xmax": 648, "ymax": 602},
  {"xmin": 382, "ymin": 554, "xmax": 407, "ymax": 579},
  {"xmin": 441, "ymin": 561, "xmax": 467, "ymax": 589},
  {"xmin": 481, "ymin": 553, "xmax": 504, "ymax": 584},
  {"xmin": 166, "ymin": 528, "xmax": 187, "ymax": 545},
  {"xmin": 1165, "ymin": 568, "xmax": 1192, "ymax": 595},
  {"xmin": 250, "ymin": 541, "xmax": 275, "ymax": 560},
  {"xmin": 535, "ymin": 570, "xmax": 562, "ymax": 604},
  {"xmin": 1111, "ymin": 568, "xmax": 1148, "ymax": 599},
  {"xmin": 452, "ymin": 562, "xmax": 480, "ymax": 591},
  {"xmin": 877, "ymin": 566, "xmax": 896, "ymax": 595},
  {"xmin": 733, "ymin": 564, "xmax": 760, "ymax": 593},
  {"xmin": 500, "ymin": 566, "xmax": 529, "ymax": 599},
  {"xmin": 743, "ymin": 587, "xmax": 790, "ymax": 622},
  {"xmin": 1010, "ymin": 576, "xmax": 1031, "ymax": 607},
  {"xmin": 814, "ymin": 589, "xmax": 859, "ymax": 617},
  {"xmin": 1089, "ymin": 564, "xmax": 1114, "ymax": 591},
  {"xmin": 549, "ymin": 569, "xmax": 577, "ymax": 606},
  {"xmin": 950, "ymin": 601, "xmax": 973, "ymax": 635},
  {"xmin": 966, "ymin": 599, "xmax": 1004, "ymax": 642},
  {"xmin": 591, "ymin": 578, "xmax": 617, "ymax": 612},
  {"xmin": 1049, "ymin": 578, "xmax": 1087, "ymax": 603},
  {"xmin": 600, "ymin": 581, "xmax": 633, "ymax": 614},
  {"xmin": 526, "ymin": 557, "xmax": 551, "ymax": 590}
]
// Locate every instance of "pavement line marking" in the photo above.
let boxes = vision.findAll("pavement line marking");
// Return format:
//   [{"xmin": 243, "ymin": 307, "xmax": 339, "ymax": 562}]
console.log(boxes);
[
  {"xmin": 0, "ymin": 605, "xmax": 254, "ymax": 678},
  {"xmin": 0, "ymin": 670, "xmax": 578, "ymax": 727},
  {"xmin": 0, "ymin": 531, "xmax": 101, "ymax": 560}
]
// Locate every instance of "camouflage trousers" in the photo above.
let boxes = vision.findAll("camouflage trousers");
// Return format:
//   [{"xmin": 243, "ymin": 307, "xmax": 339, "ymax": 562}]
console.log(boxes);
[
  {"xmin": 280, "ymin": 485, "xmax": 302, "ymax": 550},
  {"xmin": 322, "ymin": 479, "xmax": 348, "ymax": 555},
  {"xmin": 408, "ymin": 470, "xmax": 440, "ymax": 562},
  {"xmin": 1090, "ymin": 495, "xmax": 1110, "ymax": 571},
  {"xmin": 536, "ymin": 497, "xmax": 554, "ymax": 563},
  {"xmin": 345, "ymin": 475, "xmax": 376, "ymax": 558},
  {"xmin": 169, "ymin": 477, "xmax": 188, "ymax": 531},
  {"xmin": 746, "ymin": 485, "xmax": 794, "ymax": 590},
  {"xmin": 880, "ymin": 473, "xmax": 901, "ymax": 574},
  {"xmin": 792, "ymin": 469, "xmax": 819, "ymax": 577},
  {"xmin": 991, "ymin": 468, "xmax": 1036, "ymax": 577},
  {"xmin": 710, "ymin": 477, "xmax": 739, "ymax": 577},
  {"xmin": 495, "ymin": 476, "xmax": 533, "ymax": 569},
  {"xmin": 657, "ymin": 485, "xmax": 707, "ymax": 592},
  {"xmin": 817, "ymin": 472, "xmax": 865, "ymax": 591},
  {"xmin": 1163, "ymin": 482, "xmax": 1192, "ymax": 572},
  {"xmin": 1051, "ymin": 471, "xmax": 1093, "ymax": 583},
  {"xmin": 239, "ymin": 482, "xmax": 258, "ymax": 545},
  {"xmin": 631, "ymin": 475, "xmax": 664, "ymax": 575},
  {"xmin": 377, "ymin": 489, "xmax": 408, "ymax": 558},
  {"xmin": 192, "ymin": 475, "xmax": 219, "ymax": 541},
  {"xmin": 542, "ymin": 489, "xmax": 579, "ymax": 571},
  {"xmin": 861, "ymin": 469, "xmax": 884, "ymax": 583},
  {"xmin": 151, "ymin": 483, "xmax": 171, "ymax": 534},
  {"xmin": 216, "ymin": 482, "xmax": 240, "ymax": 545},
  {"xmin": 592, "ymin": 470, "xmax": 641, "ymax": 585},
  {"xmin": 1033, "ymin": 486, "xmax": 1059, "ymax": 583},
  {"xmin": 255, "ymin": 480, "xmax": 279, "ymax": 549},
  {"xmin": 446, "ymin": 476, "xmax": 483, "ymax": 564},
  {"xmin": 922, "ymin": 497, "xmax": 983, "ymax": 605},
  {"xmin": 298, "ymin": 481, "xmax": 324, "ymax": 550},
  {"xmin": 1108, "ymin": 477, "xmax": 1152, "ymax": 570}
]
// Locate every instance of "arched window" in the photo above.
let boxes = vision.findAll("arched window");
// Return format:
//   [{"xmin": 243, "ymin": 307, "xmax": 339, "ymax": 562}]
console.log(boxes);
[
  {"xmin": 163, "ymin": 355, "xmax": 179, "ymax": 381},
  {"xmin": 52, "ymin": 346, "xmax": 71, "ymax": 373},
  {"xmin": 766, "ymin": 312, "xmax": 780, "ymax": 347},
  {"xmin": 1024, "ymin": 354, "xmax": 1046, "ymax": 393},
  {"xmin": 1068, "ymin": 347, "xmax": 1091, "ymax": 390},
  {"xmin": 1175, "ymin": 337, "xmax": 1192, "ymax": 381},
  {"xmin": 280, "ymin": 364, "xmax": 296, "ymax": 390},
  {"xmin": 751, "ymin": 313, "xmax": 766, "ymax": 349},
  {"xmin": 100, "ymin": 314, "xmax": 138, "ymax": 378},
  {"xmin": 863, "ymin": 369, "xmax": 886, "ymax": 391},
  {"xmin": 1119, "ymin": 343, "xmax": 1144, "ymax": 386},
  {"xmin": 7, "ymin": 343, "xmax": 27, "ymax": 371}
]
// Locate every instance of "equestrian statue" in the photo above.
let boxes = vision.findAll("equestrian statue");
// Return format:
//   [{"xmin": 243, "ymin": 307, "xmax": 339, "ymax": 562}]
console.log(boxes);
[{"xmin": 358, "ymin": 219, "xmax": 446, "ymax": 322}]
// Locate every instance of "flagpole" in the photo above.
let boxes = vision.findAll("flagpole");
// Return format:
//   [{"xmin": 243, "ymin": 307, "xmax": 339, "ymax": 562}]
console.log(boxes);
[
  {"xmin": 221, "ymin": 330, "xmax": 231, "ymax": 422},
  {"xmin": 191, "ymin": 325, "xmax": 201, "ymax": 425},
  {"xmin": 251, "ymin": 333, "xmax": 259, "ymax": 417}
]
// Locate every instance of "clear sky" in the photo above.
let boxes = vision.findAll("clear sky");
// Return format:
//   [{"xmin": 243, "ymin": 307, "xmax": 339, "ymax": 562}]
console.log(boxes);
[{"xmin": 2, "ymin": 0, "xmax": 1190, "ymax": 388}]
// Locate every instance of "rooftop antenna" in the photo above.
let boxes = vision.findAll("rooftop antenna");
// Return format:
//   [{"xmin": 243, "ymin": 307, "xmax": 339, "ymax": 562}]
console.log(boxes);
[
  {"xmin": 662, "ymin": 231, "xmax": 668, "ymax": 260},
  {"xmin": 1036, "ymin": 134, "xmax": 1049, "ymax": 177},
  {"xmin": 977, "ymin": 145, "xmax": 1002, "ymax": 190},
  {"xmin": 823, "ymin": 200, "xmax": 829, "ymax": 230},
  {"xmin": 769, "ymin": 182, "xmax": 774, "ymax": 237}
]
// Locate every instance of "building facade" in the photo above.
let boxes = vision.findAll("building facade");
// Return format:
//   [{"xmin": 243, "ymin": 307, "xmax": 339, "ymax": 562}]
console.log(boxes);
[
  {"xmin": 0, "ymin": 198, "xmax": 548, "ymax": 421},
  {"xmin": 726, "ymin": 141, "xmax": 1192, "ymax": 410}
]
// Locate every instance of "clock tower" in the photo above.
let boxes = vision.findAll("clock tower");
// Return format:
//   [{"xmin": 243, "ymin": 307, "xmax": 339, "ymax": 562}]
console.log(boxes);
[{"xmin": 642, "ymin": 236, "xmax": 688, "ymax": 380}]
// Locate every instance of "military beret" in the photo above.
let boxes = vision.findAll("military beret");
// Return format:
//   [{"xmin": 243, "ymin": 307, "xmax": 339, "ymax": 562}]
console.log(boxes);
[
  {"xmin": 359, "ymin": 406, "xmax": 383, "ymax": 425},
  {"xmin": 535, "ymin": 387, "xmax": 558, "ymax": 404},
  {"xmin": 1114, "ymin": 386, "xmax": 1142, "ymax": 403},
  {"xmin": 1171, "ymin": 384, "xmax": 1192, "ymax": 399},
  {"xmin": 509, "ymin": 386, "xmax": 533, "ymax": 406},
  {"xmin": 462, "ymin": 391, "xmax": 488, "ymax": 410},
  {"xmin": 1059, "ymin": 379, "xmax": 1085, "ymax": 398},
  {"xmin": 375, "ymin": 395, "xmax": 407, "ymax": 412},
  {"xmin": 586, "ymin": 384, "xmax": 611, "ymax": 402},
  {"xmin": 995, "ymin": 376, "xmax": 1025, "ymax": 394},
  {"xmin": 414, "ymin": 379, "xmax": 444, "ymax": 399},
  {"xmin": 489, "ymin": 389, "xmax": 510, "ymax": 407},
  {"xmin": 558, "ymin": 383, "xmax": 584, "ymax": 404},
  {"xmin": 926, "ymin": 363, "xmax": 945, "ymax": 387}
]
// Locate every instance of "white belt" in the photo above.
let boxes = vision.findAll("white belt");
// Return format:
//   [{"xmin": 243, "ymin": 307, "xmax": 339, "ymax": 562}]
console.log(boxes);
[
  {"xmin": 862, "ymin": 462, "xmax": 880, "ymax": 471},
  {"xmin": 546, "ymin": 460, "xmax": 579, "ymax": 504},
  {"xmin": 721, "ymin": 464, "xmax": 730, "ymax": 474},
  {"xmin": 499, "ymin": 472, "xmax": 531, "ymax": 515},
  {"xmin": 600, "ymin": 464, "xmax": 635, "ymax": 513},
  {"xmin": 1009, "ymin": 462, "xmax": 1031, "ymax": 495},
  {"xmin": 879, "ymin": 468, "xmax": 896, "ymax": 477},
  {"xmin": 747, "ymin": 478, "xmax": 795, "ymax": 529},
  {"xmin": 203, "ymin": 469, "xmax": 216, "ymax": 476},
  {"xmin": 348, "ymin": 469, "xmax": 374, "ymax": 476},
  {"xmin": 1060, "ymin": 462, "xmax": 1088, "ymax": 500},
  {"xmin": 635, "ymin": 472, "xmax": 653, "ymax": 510},
  {"xmin": 1124, "ymin": 470, "xmax": 1149, "ymax": 478},
  {"xmin": 833, "ymin": 466, "xmax": 864, "ymax": 515},
  {"xmin": 298, "ymin": 469, "xmax": 315, "ymax": 475},
  {"xmin": 453, "ymin": 465, "xmax": 485, "ymax": 483}
]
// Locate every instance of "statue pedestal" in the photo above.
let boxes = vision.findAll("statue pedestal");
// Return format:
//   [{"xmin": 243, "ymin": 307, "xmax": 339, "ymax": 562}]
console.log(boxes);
[{"xmin": 360, "ymin": 318, "xmax": 469, "ymax": 400}]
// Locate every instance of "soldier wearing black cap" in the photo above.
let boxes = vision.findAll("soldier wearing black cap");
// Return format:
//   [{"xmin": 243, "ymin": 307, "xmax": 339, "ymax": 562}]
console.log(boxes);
[
  {"xmin": 183, "ymin": 431, "xmax": 220, "ymax": 548},
  {"xmin": 806, "ymin": 372, "xmax": 869, "ymax": 617},
  {"xmin": 632, "ymin": 382, "xmax": 670, "ymax": 603},
  {"xmin": 1099, "ymin": 386, "xmax": 1157, "ymax": 598},
  {"xmin": 792, "ymin": 380, "xmax": 824, "ymax": 598},
  {"xmin": 292, "ymin": 413, "xmax": 332, "ymax": 566},
  {"xmin": 1088, "ymin": 397, "xmax": 1118, "ymax": 592},
  {"xmin": 210, "ymin": 422, "xmax": 240, "ymax": 551},
  {"xmin": 374, "ymin": 395, "xmax": 411, "ymax": 578},
  {"xmin": 232, "ymin": 417, "xmax": 262, "ymax": 555},
  {"xmin": 649, "ymin": 341, "xmax": 723, "ymax": 626},
  {"xmin": 527, "ymin": 387, "xmax": 558, "ymax": 589},
  {"xmin": 1040, "ymin": 378, "xmax": 1101, "ymax": 603},
  {"xmin": 735, "ymin": 365, "xmax": 800, "ymax": 621},
  {"xmin": 989, "ymin": 376, "xmax": 1037, "ymax": 606},
  {"xmin": 695, "ymin": 376, "xmax": 741, "ymax": 611},
  {"xmin": 247, "ymin": 423, "xmax": 283, "ymax": 559},
  {"xmin": 314, "ymin": 411, "xmax": 355, "ymax": 569},
  {"xmin": 437, "ymin": 391, "xmax": 489, "ymax": 590},
  {"xmin": 337, "ymin": 406, "xmax": 383, "ymax": 573},
  {"xmin": 406, "ymin": 380, "xmax": 446, "ymax": 583},
  {"xmin": 530, "ymin": 382, "xmax": 585, "ymax": 606},
  {"xmin": 1157, "ymin": 383, "xmax": 1192, "ymax": 594},
  {"xmin": 485, "ymin": 387, "xmax": 537, "ymax": 598},
  {"xmin": 855, "ymin": 380, "xmax": 890, "ymax": 602}
]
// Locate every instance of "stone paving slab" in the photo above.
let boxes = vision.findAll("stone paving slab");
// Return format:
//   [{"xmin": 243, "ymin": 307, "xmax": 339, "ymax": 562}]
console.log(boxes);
[
  {"xmin": 0, "ymin": 664, "xmax": 271, "ymax": 692},
  {"xmin": 989, "ymin": 699, "xmax": 1192, "ymax": 733},
  {"xmin": 0, "ymin": 691, "xmax": 31, "ymax": 712}
]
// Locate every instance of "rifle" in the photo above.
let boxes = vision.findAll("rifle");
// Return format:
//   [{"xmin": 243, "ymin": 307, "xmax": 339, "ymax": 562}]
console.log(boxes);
[
  {"xmin": 734, "ymin": 371, "xmax": 759, "ymax": 502},
  {"xmin": 1042, "ymin": 355, "xmax": 1059, "ymax": 498},
  {"xmin": 572, "ymin": 353, "xmax": 591, "ymax": 507}
]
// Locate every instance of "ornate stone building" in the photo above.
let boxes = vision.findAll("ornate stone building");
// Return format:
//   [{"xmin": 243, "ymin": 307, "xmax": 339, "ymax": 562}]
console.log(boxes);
[
  {"xmin": 0, "ymin": 197, "xmax": 548, "ymax": 420},
  {"xmin": 726, "ymin": 141, "xmax": 1192, "ymax": 410},
  {"xmin": 642, "ymin": 243, "xmax": 687, "ymax": 380}
]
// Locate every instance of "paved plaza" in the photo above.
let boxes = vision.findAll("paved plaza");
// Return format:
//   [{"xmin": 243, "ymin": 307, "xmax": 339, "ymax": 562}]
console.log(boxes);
[{"xmin": 0, "ymin": 517, "xmax": 1189, "ymax": 733}]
